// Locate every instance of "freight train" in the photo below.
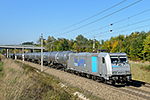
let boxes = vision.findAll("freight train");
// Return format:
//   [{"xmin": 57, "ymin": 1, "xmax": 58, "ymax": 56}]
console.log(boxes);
[{"xmin": 8, "ymin": 51, "xmax": 132, "ymax": 85}]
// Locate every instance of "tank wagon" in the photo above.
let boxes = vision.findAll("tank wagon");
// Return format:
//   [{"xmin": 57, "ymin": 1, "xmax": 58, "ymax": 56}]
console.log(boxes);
[
  {"xmin": 15, "ymin": 53, "xmax": 22, "ymax": 59},
  {"xmin": 33, "ymin": 52, "xmax": 41, "ymax": 64},
  {"xmin": 43, "ymin": 52, "xmax": 50, "ymax": 65},
  {"xmin": 48, "ymin": 51, "xmax": 75, "ymax": 69},
  {"xmin": 10, "ymin": 51, "xmax": 132, "ymax": 84}
]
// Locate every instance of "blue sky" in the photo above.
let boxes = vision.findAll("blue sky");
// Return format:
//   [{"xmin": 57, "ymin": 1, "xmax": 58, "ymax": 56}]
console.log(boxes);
[{"xmin": 0, "ymin": 0, "xmax": 150, "ymax": 45}]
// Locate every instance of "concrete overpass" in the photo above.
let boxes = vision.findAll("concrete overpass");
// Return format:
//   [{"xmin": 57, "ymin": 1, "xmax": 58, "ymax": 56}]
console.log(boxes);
[
  {"xmin": 0, "ymin": 45, "xmax": 45, "ymax": 58},
  {"xmin": 0, "ymin": 45, "xmax": 45, "ymax": 49}
]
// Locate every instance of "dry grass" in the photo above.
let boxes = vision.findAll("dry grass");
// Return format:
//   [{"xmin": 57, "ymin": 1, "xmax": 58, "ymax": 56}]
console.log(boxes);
[
  {"xmin": 0, "ymin": 59, "xmax": 30, "ymax": 99},
  {"xmin": 0, "ymin": 53, "xmax": 6, "ymax": 60},
  {"xmin": 0, "ymin": 61, "xmax": 4, "ymax": 81},
  {"xmin": 130, "ymin": 61, "xmax": 150, "ymax": 83},
  {"xmin": 0, "ymin": 61, "xmax": 3, "ymax": 71},
  {"xmin": 0, "ymin": 59, "xmax": 79, "ymax": 100}
]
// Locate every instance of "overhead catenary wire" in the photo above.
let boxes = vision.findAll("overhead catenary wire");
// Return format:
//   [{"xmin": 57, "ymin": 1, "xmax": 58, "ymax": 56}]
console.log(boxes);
[
  {"xmin": 83, "ymin": 8, "xmax": 150, "ymax": 35},
  {"xmin": 87, "ymin": 24, "xmax": 150, "ymax": 41},
  {"xmin": 113, "ymin": 24, "xmax": 150, "ymax": 34},
  {"xmin": 55, "ymin": 0, "xmax": 141, "ymax": 37},
  {"xmin": 87, "ymin": 18, "xmax": 150, "ymax": 37},
  {"xmin": 48, "ymin": 0, "xmax": 127, "ymax": 34},
  {"xmin": 113, "ymin": 9, "xmax": 150, "ymax": 24},
  {"xmin": 69, "ymin": 12, "xmax": 150, "ymax": 40},
  {"xmin": 97, "ymin": 24, "xmax": 150, "ymax": 38},
  {"xmin": 111, "ymin": 18, "xmax": 150, "ymax": 30}
]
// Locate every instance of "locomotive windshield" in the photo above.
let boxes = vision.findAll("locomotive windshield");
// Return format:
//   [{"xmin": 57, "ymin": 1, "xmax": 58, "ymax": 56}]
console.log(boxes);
[{"xmin": 110, "ymin": 56, "xmax": 128, "ymax": 64}]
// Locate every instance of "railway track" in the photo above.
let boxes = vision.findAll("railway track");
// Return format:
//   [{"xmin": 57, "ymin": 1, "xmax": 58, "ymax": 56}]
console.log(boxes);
[
  {"xmin": 113, "ymin": 80, "xmax": 150, "ymax": 100},
  {"xmin": 17, "ymin": 59, "xmax": 150, "ymax": 100},
  {"xmin": 44, "ymin": 62, "xmax": 150, "ymax": 99},
  {"xmin": 119, "ymin": 88, "xmax": 150, "ymax": 100},
  {"xmin": 130, "ymin": 80, "xmax": 150, "ymax": 88},
  {"xmin": 69, "ymin": 70, "xmax": 150, "ymax": 99}
]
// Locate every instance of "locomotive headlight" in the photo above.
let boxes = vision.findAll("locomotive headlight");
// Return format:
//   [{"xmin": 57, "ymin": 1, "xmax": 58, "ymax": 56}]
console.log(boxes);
[{"xmin": 125, "ymin": 71, "xmax": 130, "ymax": 74}]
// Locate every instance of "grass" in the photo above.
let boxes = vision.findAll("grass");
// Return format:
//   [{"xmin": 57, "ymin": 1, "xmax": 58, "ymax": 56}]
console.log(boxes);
[
  {"xmin": 0, "ymin": 60, "xmax": 101, "ymax": 100},
  {"xmin": 0, "ymin": 61, "xmax": 4, "ymax": 78},
  {"xmin": 141, "ymin": 65, "xmax": 150, "ymax": 71},
  {"xmin": 0, "ymin": 61, "xmax": 3, "ymax": 71},
  {"xmin": 130, "ymin": 61, "xmax": 150, "ymax": 83},
  {"xmin": 14, "ymin": 61, "xmax": 78, "ymax": 100}
]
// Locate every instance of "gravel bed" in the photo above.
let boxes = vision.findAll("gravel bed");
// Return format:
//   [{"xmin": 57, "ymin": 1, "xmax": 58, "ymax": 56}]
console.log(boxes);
[{"xmin": 18, "ymin": 60, "xmax": 144, "ymax": 100}]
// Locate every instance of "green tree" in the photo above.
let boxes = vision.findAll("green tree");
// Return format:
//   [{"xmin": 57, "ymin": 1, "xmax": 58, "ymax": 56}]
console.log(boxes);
[
  {"xmin": 36, "ymin": 38, "xmax": 46, "ymax": 47},
  {"xmin": 22, "ymin": 41, "xmax": 33, "ymax": 45},
  {"xmin": 122, "ymin": 35, "xmax": 131, "ymax": 56},
  {"xmin": 73, "ymin": 42, "xmax": 78, "ymax": 50},
  {"xmin": 69, "ymin": 39, "xmax": 74, "ymax": 50},
  {"xmin": 111, "ymin": 41, "xmax": 119, "ymax": 53},
  {"xmin": 102, "ymin": 40, "xmax": 111, "ymax": 50},
  {"xmin": 137, "ymin": 32, "xmax": 146, "ymax": 59},
  {"xmin": 45, "ymin": 36, "xmax": 56, "ymax": 51},
  {"xmin": 58, "ymin": 38, "xmax": 69, "ymax": 51},
  {"xmin": 63, "ymin": 39, "xmax": 69, "ymax": 51},
  {"xmin": 129, "ymin": 38, "xmax": 139, "ymax": 60},
  {"xmin": 75, "ymin": 35, "xmax": 89, "ymax": 52},
  {"xmin": 143, "ymin": 35, "xmax": 150, "ymax": 61}
]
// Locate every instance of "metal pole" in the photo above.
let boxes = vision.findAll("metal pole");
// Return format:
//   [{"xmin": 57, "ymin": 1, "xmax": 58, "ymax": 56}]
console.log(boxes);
[
  {"xmin": 22, "ymin": 48, "xmax": 24, "ymax": 63},
  {"xmin": 33, "ymin": 46, "xmax": 34, "ymax": 53},
  {"xmin": 14, "ymin": 45, "xmax": 16, "ymax": 60},
  {"xmin": 41, "ymin": 34, "xmax": 43, "ymax": 72},
  {"xmin": 93, "ymin": 36, "xmax": 95, "ymax": 52}
]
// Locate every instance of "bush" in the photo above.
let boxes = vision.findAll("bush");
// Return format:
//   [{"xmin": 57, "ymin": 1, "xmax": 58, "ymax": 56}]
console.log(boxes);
[
  {"xmin": 141, "ymin": 60, "xmax": 146, "ymax": 63},
  {"xmin": 0, "ymin": 61, "xmax": 4, "ymax": 78},
  {"xmin": 0, "ymin": 61, "xmax": 3, "ymax": 71},
  {"xmin": 147, "ymin": 65, "xmax": 150, "ymax": 70},
  {"xmin": 140, "ymin": 65, "xmax": 150, "ymax": 72}
]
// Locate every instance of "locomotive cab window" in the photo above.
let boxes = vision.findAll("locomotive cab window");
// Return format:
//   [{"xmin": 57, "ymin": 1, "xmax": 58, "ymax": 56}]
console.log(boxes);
[
  {"xmin": 119, "ymin": 56, "xmax": 128, "ymax": 63},
  {"xmin": 110, "ymin": 56, "xmax": 119, "ymax": 64},
  {"xmin": 110, "ymin": 56, "xmax": 128, "ymax": 64},
  {"xmin": 102, "ymin": 57, "xmax": 105, "ymax": 63}
]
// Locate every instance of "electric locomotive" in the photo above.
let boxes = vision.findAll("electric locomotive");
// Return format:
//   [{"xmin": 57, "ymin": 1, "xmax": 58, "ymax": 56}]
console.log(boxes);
[{"xmin": 67, "ymin": 52, "xmax": 132, "ymax": 84}]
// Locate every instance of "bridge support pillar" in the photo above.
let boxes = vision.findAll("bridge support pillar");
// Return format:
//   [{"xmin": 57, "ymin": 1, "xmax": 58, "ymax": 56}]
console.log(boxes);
[
  {"xmin": 6, "ymin": 49, "xmax": 9, "ymax": 58},
  {"xmin": 31, "ymin": 49, "xmax": 34, "ymax": 53}
]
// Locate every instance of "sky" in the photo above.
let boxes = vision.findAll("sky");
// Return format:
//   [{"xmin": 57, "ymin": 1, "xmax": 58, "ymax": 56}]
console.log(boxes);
[{"xmin": 0, "ymin": 0, "xmax": 150, "ymax": 45}]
